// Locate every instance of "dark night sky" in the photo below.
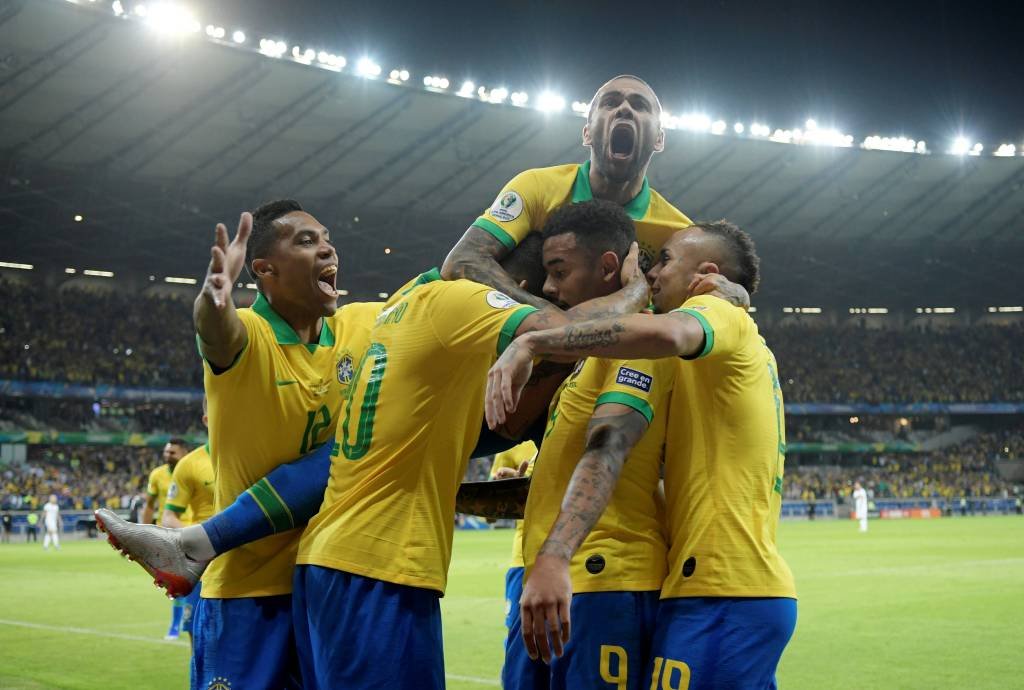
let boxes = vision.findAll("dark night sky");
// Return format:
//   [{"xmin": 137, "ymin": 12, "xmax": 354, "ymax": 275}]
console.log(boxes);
[{"xmin": 208, "ymin": 0, "xmax": 1022, "ymax": 148}]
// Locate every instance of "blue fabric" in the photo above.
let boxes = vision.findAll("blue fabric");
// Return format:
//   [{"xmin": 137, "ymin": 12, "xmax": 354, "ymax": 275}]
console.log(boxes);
[
  {"xmin": 202, "ymin": 442, "xmax": 332, "ymax": 554},
  {"xmin": 548, "ymin": 590, "xmax": 659, "ymax": 690},
  {"xmin": 502, "ymin": 566, "xmax": 549, "ymax": 690},
  {"xmin": 646, "ymin": 597, "xmax": 798, "ymax": 690},
  {"xmin": 180, "ymin": 582, "xmax": 202, "ymax": 636},
  {"xmin": 168, "ymin": 597, "xmax": 184, "ymax": 638},
  {"xmin": 292, "ymin": 565, "xmax": 444, "ymax": 690},
  {"xmin": 191, "ymin": 594, "xmax": 300, "ymax": 690}
]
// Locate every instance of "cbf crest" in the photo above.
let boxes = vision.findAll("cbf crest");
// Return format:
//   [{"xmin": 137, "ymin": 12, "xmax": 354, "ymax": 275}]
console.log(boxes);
[{"xmin": 337, "ymin": 352, "xmax": 355, "ymax": 385}]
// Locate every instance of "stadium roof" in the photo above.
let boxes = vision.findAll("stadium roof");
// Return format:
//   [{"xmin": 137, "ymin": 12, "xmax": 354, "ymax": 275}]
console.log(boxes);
[{"xmin": 0, "ymin": 0, "xmax": 1022, "ymax": 310}]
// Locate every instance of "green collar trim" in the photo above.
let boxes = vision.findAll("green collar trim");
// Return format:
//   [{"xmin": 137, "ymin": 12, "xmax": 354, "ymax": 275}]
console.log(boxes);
[
  {"xmin": 203, "ymin": 441, "xmax": 210, "ymax": 455},
  {"xmin": 571, "ymin": 161, "xmax": 651, "ymax": 220},
  {"xmin": 401, "ymin": 267, "xmax": 442, "ymax": 295},
  {"xmin": 251, "ymin": 292, "xmax": 334, "ymax": 348}
]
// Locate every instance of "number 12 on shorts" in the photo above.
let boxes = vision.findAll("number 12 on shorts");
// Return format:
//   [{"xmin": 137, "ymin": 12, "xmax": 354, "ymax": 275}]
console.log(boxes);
[{"xmin": 649, "ymin": 656, "xmax": 691, "ymax": 690}]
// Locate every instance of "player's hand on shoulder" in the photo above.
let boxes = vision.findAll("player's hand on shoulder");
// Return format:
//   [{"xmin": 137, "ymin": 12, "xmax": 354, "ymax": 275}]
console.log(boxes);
[
  {"xmin": 520, "ymin": 553, "xmax": 572, "ymax": 663},
  {"xmin": 485, "ymin": 340, "xmax": 535, "ymax": 430},
  {"xmin": 202, "ymin": 212, "xmax": 253, "ymax": 309},
  {"xmin": 689, "ymin": 272, "xmax": 750, "ymax": 309}
]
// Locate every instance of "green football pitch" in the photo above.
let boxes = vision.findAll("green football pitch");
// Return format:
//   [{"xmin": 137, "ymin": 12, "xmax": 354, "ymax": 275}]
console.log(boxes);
[{"xmin": 1, "ymin": 517, "xmax": 1021, "ymax": 689}]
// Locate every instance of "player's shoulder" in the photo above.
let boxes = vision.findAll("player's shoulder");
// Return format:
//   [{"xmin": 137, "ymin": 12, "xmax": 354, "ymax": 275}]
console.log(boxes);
[
  {"xmin": 331, "ymin": 301, "xmax": 385, "ymax": 329},
  {"xmin": 148, "ymin": 463, "xmax": 168, "ymax": 479},
  {"xmin": 509, "ymin": 163, "xmax": 580, "ymax": 192},
  {"xmin": 647, "ymin": 186, "xmax": 692, "ymax": 226}
]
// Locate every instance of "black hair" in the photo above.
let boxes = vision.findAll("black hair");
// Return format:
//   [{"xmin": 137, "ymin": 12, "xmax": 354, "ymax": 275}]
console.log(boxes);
[
  {"xmin": 541, "ymin": 199, "xmax": 635, "ymax": 262},
  {"xmin": 692, "ymin": 220, "xmax": 761, "ymax": 295},
  {"xmin": 245, "ymin": 199, "xmax": 304, "ymax": 288},
  {"xmin": 499, "ymin": 232, "xmax": 546, "ymax": 296},
  {"xmin": 167, "ymin": 437, "xmax": 189, "ymax": 449}
]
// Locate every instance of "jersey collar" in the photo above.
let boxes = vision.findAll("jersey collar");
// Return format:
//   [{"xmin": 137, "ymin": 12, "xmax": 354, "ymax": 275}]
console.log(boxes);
[
  {"xmin": 400, "ymin": 267, "xmax": 442, "ymax": 296},
  {"xmin": 251, "ymin": 292, "xmax": 335, "ymax": 348},
  {"xmin": 571, "ymin": 160, "xmax": 652, "ymax": 221}
]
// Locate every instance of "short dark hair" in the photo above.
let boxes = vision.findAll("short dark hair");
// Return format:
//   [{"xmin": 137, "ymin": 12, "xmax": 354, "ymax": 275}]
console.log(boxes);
[
  {"xmin": 692, "ymin": 220, "xmax": 761, "ymax": 295},
  {"xmin": 499, "ymin": 232, "xmax": 546, "ymax": 296},
  {"xmin": 246, "ymin": 199, "xmax": 304, "ymax": 288},
  {"xmin": 541, "ymin": 199, "xmax": 635, "ymax": 262},
  {"xmin": 167, "ymin": 437, "xmax": 189, "ymax": 449}
]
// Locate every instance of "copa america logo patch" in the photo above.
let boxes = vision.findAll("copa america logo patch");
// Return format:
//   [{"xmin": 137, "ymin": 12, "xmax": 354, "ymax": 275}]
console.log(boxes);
[
  {"xmin": 616, "ymin": 367, "xmax": 652, "ymax": 393},
  {"xmin": 490, "ymin": 190, "xmax": 523, "ymax": 222},
  {"xmin": 166, "ymin": 483, "xmax": 179, "ymax": 500},
  {"xmin": 337, "ymin": 354, "xmax": 354, "ymax": 384},
  {"xmin": 485, "ymin": 291, "xmax": 521, "ymax": 310}
]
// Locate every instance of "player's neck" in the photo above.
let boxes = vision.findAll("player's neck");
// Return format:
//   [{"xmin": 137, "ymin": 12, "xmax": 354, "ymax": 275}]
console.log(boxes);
[
  {"xmin": 264, "ymin": 293, "xmax": 325, "ymax": 344},
  {"xmin": 588, "ymin": 162, "xmax": 647, "ymax": 205}
]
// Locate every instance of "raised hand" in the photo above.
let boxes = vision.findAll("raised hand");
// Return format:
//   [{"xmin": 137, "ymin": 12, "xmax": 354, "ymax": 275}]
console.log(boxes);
[{"xmin": 202, "ymin": 212, "xmax": 253, "ymax": 310}]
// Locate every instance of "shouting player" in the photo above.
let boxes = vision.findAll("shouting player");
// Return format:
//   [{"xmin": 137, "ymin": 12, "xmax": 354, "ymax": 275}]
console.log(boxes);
[
  {"xmin": 443, "ymin": 74, "xmax": 693, "ymax": 307},
  {"xmin": 487, "ymin": 222, "xmax": 797, "ymax": 690}
]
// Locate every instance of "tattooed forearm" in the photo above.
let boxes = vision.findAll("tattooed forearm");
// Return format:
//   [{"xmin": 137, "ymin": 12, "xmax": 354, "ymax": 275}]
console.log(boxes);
[
  {"xmin": 441, "ymin": 227, "xmax": 550, "ymax": 309},
  {"xmin": 562, "ymin": 323, "xmax": 626, "ymax": 351},
  {"xmin": 537, "ymin": 409, "xmax": 649, "ymax": 561},
  {"xmin": 456, "ymin": 476, "xmax": 531, "ymax": 519}
]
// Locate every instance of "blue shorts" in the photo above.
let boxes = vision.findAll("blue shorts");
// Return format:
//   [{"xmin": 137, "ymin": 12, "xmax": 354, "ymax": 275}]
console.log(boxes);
[
  {"xmin": 191, "ymin": 594, "xmax": 300, "ymax": 690},
  {"xmin": 647, "ymin": 597, "xmax": 797, "ymax": 690},
  {"xmin": 502, "ymin": 567, "xmax": 548, "ymax": 690},
  {"xmin": 292, "ymin": 564, "xmax": 444, "ymax": 690},
  {"xmin": 180, "ymin": 582, "xmax": 202, "ymax": 636}
]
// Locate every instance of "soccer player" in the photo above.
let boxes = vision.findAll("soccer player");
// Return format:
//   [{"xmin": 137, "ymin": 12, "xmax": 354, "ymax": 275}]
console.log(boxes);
[
  {"xmin": 142, "ymin": 438, "xmax": 188, "ymax": 640},
  {"xmin": 442, "ymin": 74, "xmax": 693, "ymax": 308},
  {"xmin": 25, "ymin": 511, "xmax": 38, "ymax": 542},
  {"xmin": 292, "ymin": 199, "xmax": 655, "ymax": 688},
  {"xmin": 42, "ymin": 495, "xmax": 60, "ymax": 551},
  {"xmin": 162, "ymin": 403, "xmax": 216, "ymax": 645},
  {"xmin": 487, "ymin": 222, "xmax": 797, "ymax": 690},
  {"xmin": 2, "ymin": 509, "xmax": 13, "ymax": 543},
  {"xmin": 142, "ymin": 439, "xmax": 188, "ymax": 526},
  {"xmin": 853, "ymin": 481, "xmax": 869, "ymax": 532}
]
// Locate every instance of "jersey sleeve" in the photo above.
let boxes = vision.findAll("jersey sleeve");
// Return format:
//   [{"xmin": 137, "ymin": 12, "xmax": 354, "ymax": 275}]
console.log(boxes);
[
  {"xmin": 593, "ymin": 358, "xmax": 674, "ymax": 425},
  {"xmin": 196, "ymin": 308, "xmax": 262, "ymax": 374},
  {"xmin": 164, "ymin": 457, "xmax": 193, "ymax": 514},
  {"xmin": 471, "ymin": 169, "xmax": 543, "ymax": 251},
  {"xmin": 672, "ymin": 294, "xmax": 750, "ymax": 361},
  {"xmin": 430, "ymin": 280, "xmax": 538, "ymax": 355},
  {"xmin": 146, "ymin": 468, "xmax": 159, "ymax": 497}
]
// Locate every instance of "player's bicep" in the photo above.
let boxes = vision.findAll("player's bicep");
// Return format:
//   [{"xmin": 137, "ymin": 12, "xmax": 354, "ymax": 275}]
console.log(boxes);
[
  {"xmin": 666, "ymin": 310, "xmax": 713, "ymax": 359},
  {"xmin": 586, "ymin": 402, "xmax": 650, "ymax": 457},
  {"xmin": 441, "ymin": 226, "xmax": 511, "ymax": 280}
]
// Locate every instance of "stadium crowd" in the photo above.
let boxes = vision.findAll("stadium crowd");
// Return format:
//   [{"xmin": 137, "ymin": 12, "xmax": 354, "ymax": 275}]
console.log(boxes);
[{"xmin": 1, "ymin": 280, "xmax": 1023, "ymax": 403}]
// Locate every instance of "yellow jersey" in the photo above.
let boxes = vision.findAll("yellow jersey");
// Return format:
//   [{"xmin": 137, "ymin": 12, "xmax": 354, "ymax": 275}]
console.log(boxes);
[
  {"xmin": 201, "ymin": 294, "xmax": 382, "ymax": 598},
  {"xmin": 523, "ymin": 357, "xmax": 674, "ymax": 593},
  {"xmin": 297, "ymin": 273, "xmax": 538, "ymax": 593},
  {"xmin": 661, "ymin": 295, "xmax": 796, "ymax": 599},
  {"xmin": 145, "ymin": 463, "xmax": 174, "ymax": 524},
  {"xmin": 165, "ymin": 443, "xmax": 215, "ymax": 525},
  {"xmin": 489, "ymin": 441, "xmax": 537, "ymax": 569},
  {"xmin": 473, "ymin": 161, "xmax": 692, "ymax": 271}
]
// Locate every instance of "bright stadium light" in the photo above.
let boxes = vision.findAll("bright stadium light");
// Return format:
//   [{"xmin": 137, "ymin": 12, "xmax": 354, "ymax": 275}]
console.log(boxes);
[
  {"xmin": 134, "ymin": 3, "xmax": 147, "ymax": 17},
  {"xmin": 750, "ymin": 122, "xmax": 770, "ymax": 137},
  {"xmin": 488, "ymin": 87, "xmax": 508, "ymax": 103},
  {"xmin": 355, "ymin": 57, "xmax": 381, "ymax": 77},
  {"xmin": 711, "ymin": 120, "xmax": 727, "ymax": 135},
  {"xmin": 0, "ymin": 261, "xmax": 33, "ymax": 270},
  {"xmin": 245, "ymin": 283, "xmax": 257, "ymax": 290},
  {"xmin": 83, "ymin": 269, "xmax": 114, "ymax": 278},
  {"xmin": 537, "ymin": 91, "xmax": 566, "ymax": 112},
  {"xmin": 734, "ymin": 122, "xmax": 745, "ymax": 134},
  {"xmin": 74, "ymin": 214, "xmax": 84, "ymax": 222},
  {"xmin": 232, "ymin": 30, "xmax": 246, "ymax": 44},
  {"xmin": 378, "ymin": 292, "xmax": 389, "ymax": 299},
  {"xmin": 678, "ymin": 113, "xmax": 712, "ymax": 132},
  {"xmin": 458, "ymin": 81, "xmax": 476, "ymax": 97},
  {"xmin": 338, "ymin": 289, "xmax": 349, "ymax": 296},
  {"xmin": 994, "ymin": 143, "xmax": 1017, "ymax": 157},
  {"xmin": 423, "ymin": 75, "xmax": 449, "ymax": 89},
  {"xmin": 259, "ymin": 38, "xmax": 287, "ymax": 58},
  {"xmin": 65, "ymin": 268, "xmax": 76, "ymax": 274},
  {"xmin": 510, "ymin": 91, "xmax": 529, "ymax": 106},
  {"xmin": 143, "ymin": 3, "xmax": 201, "ymax": 35},
  {"xmin": 969, "ymin": 142, "xmax": 983, "ymax": 156},
  {"xmin": 205, "ymin": 25, "xmax": 226, "ymax": 39},
  {"xmin": 112, "ymin": 1, "xmax": 124, "ymax": 17},
  {"xmin": 950, "ymin": 136, "xmax": 970, "ymax": 155},
  {"xmin": 805, "ymin": 118, "xmax": 817, "ymax": 130},
  {"xmin": 164, "ymin": 276, "xmax": 197, "ymax": 285}
]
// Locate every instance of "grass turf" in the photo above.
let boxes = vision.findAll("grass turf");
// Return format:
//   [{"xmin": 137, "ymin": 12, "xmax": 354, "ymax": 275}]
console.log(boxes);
[{"xmin": 0, "ymin": 516, "xmax": 1021, "ymax": 689}]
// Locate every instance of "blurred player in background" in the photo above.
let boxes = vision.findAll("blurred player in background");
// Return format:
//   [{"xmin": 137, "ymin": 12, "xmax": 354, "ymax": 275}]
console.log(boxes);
[
  {"xmin": 142, "ymin": 439, "xmax": 188, "ymax": 640},
  {"xmin": 487, "ymin": 222, "xmax": 797, "ymax": 690},
  {"xmin": 443, "ymin": 74, "xmax": 692, "ymax": 308},
  {"xmin": 853, "ymin": 481, "xmax": 869, "ymax": 532},
  {"xmin": 162, "ymin": 402, "xmax": 216, "ymax": 646},
  {"xmin": 25, "ymin": 511, "xmax": 38, "ymax": 542},
  {"xmin": 42, "ymin": 495, "xmax": 60, "ymax": 551},
  {"xmin": 2, "ymin": 509, "xmax": 13, "ymax": 543}
]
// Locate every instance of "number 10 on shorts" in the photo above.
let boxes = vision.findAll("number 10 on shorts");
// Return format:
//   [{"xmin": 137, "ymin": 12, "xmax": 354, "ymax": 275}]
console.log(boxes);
[{"xmin": 649, "ymin": 656, "xmax": 691, "ymax": 690}]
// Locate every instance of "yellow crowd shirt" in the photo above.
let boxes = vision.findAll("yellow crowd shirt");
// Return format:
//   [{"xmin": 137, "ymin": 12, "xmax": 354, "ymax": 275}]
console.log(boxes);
[
  {"xmin": 145, "ymin": 464, "xmax": 174, "ymax": 524},
  {"xmin": 297, "ymin": 273, "xmax": 538, "ymax": 594},
  {"xmin": 200, "ymin": 294, "xmax": 381, "ymax": 598},
  {"xmin": 489, "ymin": 441, "xmax": 537, "ymax": 569},
  {"xmin": 164, "ymin": 443, "xmax": 216, "ymax": 525},
  {"xmin": 661, "ymin": 295, "xmax": 796, "ymax": 599},
  {"xmin": 523, "ymin": 356, "xmax": 675, "ymax": 593},
  {"xmin": 473, "ymin": 161, "xmax": 692, "ymax": 271}
]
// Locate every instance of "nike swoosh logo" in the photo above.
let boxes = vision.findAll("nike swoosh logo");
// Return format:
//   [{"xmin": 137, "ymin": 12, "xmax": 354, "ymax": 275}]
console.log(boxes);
[
  {"xmin": 275, "ymin": 380, "xmax": 298, "ymax": 386},
  {"xmin": 203, "ymin": 481, "xmax": 214, "ymax": 486}
]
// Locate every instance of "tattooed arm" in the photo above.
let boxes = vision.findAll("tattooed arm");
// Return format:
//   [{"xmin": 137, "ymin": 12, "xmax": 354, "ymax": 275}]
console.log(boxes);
[
  {"xmin": 485, "ymin": 311, "xmax": 704, "ymax": 429},
  {"xmin": 441, "ymin": 227, "xmax": 551, "ymax": 308},
  {"xmin": 519, "ymin": 403, "xmax": 650, "ymax": 663}
]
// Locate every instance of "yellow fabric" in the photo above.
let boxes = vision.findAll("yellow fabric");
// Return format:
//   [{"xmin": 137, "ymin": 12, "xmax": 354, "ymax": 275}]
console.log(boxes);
[
  {"xmin": 523, "ymin": 356, "xmax": 675, "ymax": 593},
  {"xmin": 661, "ymin": 295, "xmax": 796, "ymax": 599},
  {"xmin": 297, "ymin": 277, "xmax": 538, "ymax": 594},
  {"xmin": 145, "ymin": 464, "xmax": 173, "ymax": 524},
  {"xmin": 201, "ymin": 300, "xmax": 382, "ymax": 598},
  {"xmin": 489, "ymin": 442, "xmax": 537, "ymax": 568},
  {"xmin": 473, "ymin": 162, "xmax": 692, "ymax": 271},
  {"xmin": 165, "ymin": 445, "xmax": 215, "ymax": 525}
]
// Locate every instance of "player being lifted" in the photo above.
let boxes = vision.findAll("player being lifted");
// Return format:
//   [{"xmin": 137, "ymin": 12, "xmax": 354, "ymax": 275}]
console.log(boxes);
[
  {"xmin": 443, "ymin": 75, "xmax": 694, "ymax": 307},
  {"xmin": 487, "ymin": 222, "xmax": 797, "ymax": 690}
]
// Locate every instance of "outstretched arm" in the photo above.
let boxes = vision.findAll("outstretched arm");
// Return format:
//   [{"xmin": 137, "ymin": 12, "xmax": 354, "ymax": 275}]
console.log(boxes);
[
  {"xmin": 519, "ymin": 403, "xmax": 650, "ymax": 663},
  {"xmin": 194, "ymin": 213, "xmax": 252, "ymax": 370}
]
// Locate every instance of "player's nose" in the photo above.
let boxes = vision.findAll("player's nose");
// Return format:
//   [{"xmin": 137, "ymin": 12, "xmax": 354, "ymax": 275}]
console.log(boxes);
[{"xmin": 542, "ymin": 275, "xmax": 558, "ymax": 301}]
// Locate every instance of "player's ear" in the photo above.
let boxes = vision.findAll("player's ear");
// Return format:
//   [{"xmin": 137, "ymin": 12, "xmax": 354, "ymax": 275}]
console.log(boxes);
[
  {"xmin": 582, "ymin": 122, "xmax": 592, "ymax": 147},
  {"xmin": 654, "ymin": 126, "xmax": 665, "ymax": 153},
  {"xmin": 600, "ymin": 250, "xmax": 620, "ymax": 282},
  {"xmin": 251, "ymin": 258, "xmax": 272, "ymax": 281},
  {"xmin": 696, "ymin": 260, "xmax": 720, "ymax": 276}
]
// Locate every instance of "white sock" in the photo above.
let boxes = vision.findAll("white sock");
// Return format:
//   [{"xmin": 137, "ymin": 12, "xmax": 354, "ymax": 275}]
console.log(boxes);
[{"xmin": 181, "ymin": 525, "xmax": 216, "ymax": 561}]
